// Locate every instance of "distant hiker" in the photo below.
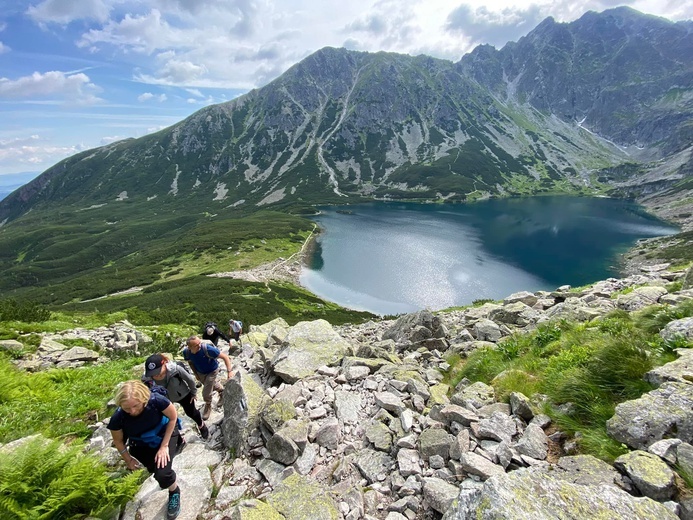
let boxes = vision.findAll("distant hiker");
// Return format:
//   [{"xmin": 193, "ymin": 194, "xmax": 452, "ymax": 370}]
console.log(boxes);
[
  {"xmin": 202, "ymin": 321, "xmax": 230, "ymax": 346},
  {"xmin": 183, "ymin": 335, "xmax": 234, "ymax": 420},
  {"xmin": 108, "ymin": 380, "xmax": 183, "ymax": 520},
  {"xmin": 142, "ymin": 353, "xmax": 209, "ymax": 439},
  {"xmin": 228, "ymin": 319, "xmax": 243, "ymax": 341}
]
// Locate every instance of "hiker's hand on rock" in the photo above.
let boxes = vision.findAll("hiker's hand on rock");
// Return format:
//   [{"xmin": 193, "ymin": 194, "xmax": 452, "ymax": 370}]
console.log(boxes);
[{"xmin": 126, "ymin": 457, "xmax": 141, "ymax": 471}]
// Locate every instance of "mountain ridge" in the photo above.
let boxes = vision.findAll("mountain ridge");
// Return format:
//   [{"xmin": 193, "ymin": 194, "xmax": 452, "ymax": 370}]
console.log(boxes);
[{"xmin": 0, "ymin": 7, "xmax": 690, "ymax": 307}]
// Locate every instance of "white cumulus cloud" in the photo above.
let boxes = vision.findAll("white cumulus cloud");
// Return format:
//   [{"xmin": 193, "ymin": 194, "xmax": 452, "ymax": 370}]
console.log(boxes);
[
  {"xmin": 26, "ymin": 0, "xmax": 112, "ymax": 24},
  {"xmin": 137, "ymin": 91, "xmax": 167, "ymax": 102},
  {"xmin": 0, "ymin": 70, "xmax": 102, "ymax": 104}
]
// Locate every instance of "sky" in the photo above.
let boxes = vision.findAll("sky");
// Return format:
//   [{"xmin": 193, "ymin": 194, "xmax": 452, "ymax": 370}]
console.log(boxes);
[{"xmin": 0, "ymin": 0, "xmax": 691, "ymax": 178}]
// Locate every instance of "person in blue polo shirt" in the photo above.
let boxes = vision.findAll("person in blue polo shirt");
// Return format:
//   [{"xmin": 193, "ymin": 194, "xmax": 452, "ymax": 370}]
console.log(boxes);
[{"xmin": 183, "ymin": 335, "xmax": 234, "ymax": 420}]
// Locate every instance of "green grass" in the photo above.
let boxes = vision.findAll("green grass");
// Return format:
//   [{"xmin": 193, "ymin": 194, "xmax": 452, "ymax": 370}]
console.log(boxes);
[
  {"xmin": 0, "ymin": 355, "xmax": 143, "ymax": 443},
  {"xmin": 444, "ymin": 301, "xmax": 693, "ymax": 461}
]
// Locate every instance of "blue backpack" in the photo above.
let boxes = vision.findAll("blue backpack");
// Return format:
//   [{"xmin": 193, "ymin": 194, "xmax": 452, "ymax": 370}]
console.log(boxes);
[{"xmin": 128, "ymin": 415, "xmax": 182, "ymax": 448}]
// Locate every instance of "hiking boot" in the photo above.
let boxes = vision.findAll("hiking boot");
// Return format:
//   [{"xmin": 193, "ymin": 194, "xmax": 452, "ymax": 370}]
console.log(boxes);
[
  {"xmin": 202, "ymin": 403, "xmax": 212, "ymax": 420},
  {"xmin": 199, "ymin": 424, "xmax": 209, "ymax": 440},
  {"xmin": 166, "ymin": 490, "xmax": 181, "ymax": 520}
]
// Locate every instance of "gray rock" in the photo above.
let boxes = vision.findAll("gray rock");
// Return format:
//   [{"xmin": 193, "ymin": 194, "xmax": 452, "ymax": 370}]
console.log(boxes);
[
  {"xmin": 0, "ymin": 339, "xmax": 23, "ymax": 351},
  {"xmin": 267, "ymin": 431, "xmax": 300, "ymax": 465},
  {"xmin": 353, "ymin": 448, "xmax": 394, "ymax": 484},
  {"xmin": 422, "ymin": 477, "xmax": 459, "ymax": 513},
  {"xmin": 616, "ymin": 286, "xmax": 668, "ymax": 311},
  {"xmin": 256, "ymin": 458, "xmax": 293, "ymax": 488},
  {"xmin": 397, "ymin": 448, "xmax": 422, "ymax": 477},
  {"xmin": 449, "ymin": 429, "xmax": 471, "ymax": 461},
  {"xmin": 677, "ymin": 442, "xmax": 693, "ymax": 478},
  {"xmin": 553, "ymin": 455, "xmax": 628, "ymax": 488},
  {"xmin": 265, "ymin": 474, "xmax": 340, "ymax": 520},
  {"xmin": 473, "ymin": 319, "xmax": 502, "ymax": 342},
  {"xmin": 515, "ymin": 423, "xmax": 549, "ymax": 460},
  {"xmin": 660, "ymin": 317, "xmax": 693, "ymax": 343},
  {"xmin": 314, "ymin": 417, "xmax": 341, "ymax": 450},
  {"xmin": 382, "ymin": 310, "xmax": 446, "ymax": 345},
  {"xmin": 419, "ymin": 428, "xmax": 454, "ymax": 461},
  {"xmin": 271, "ymin": 320, "xmax": 351, "ymax": 383},
  {"xmin": 443, "ymin": 467, "xmax": 678, "ymax": 520},
  {"xmin": 334, "ymin": 390, "xmax": 362, "ymax": 424},
  {"xmin": 503, "ymin": 291, "xmax": 539, "ymax": 307},
  {"xmin": 293, "ymin": 442, "xmax": 317, "ymax": 475},
  {"xmin": 459, "ymin": 451, "xmax": 505, "ymax": 480},
  {"xmin": 374, "ymin": 392, "xmax": 405, "ymax": 415},
  {"xmin": 230, "ymin": 499, "xmax": 285, "ymax": 519},
  {"xmin": 450, "ymin": 381, "xmax": 495, "ymax": 410},
  {"xmin": 647, "ymin": 439, "xmax": 681, "ymax": 465},
  {"xmin": 606, "ymin": 382, "xmax": 693, "ymax": 449},
  {"xmin": 489, "ymin": 302, "xmax": 542, "ymax": 327},
  {"xmin": 439, "ymin": 404, "xmax": 479, "ymax": 426},
  {"xmin": 365, "ymin": 420, "xmax": 393, "ymax": 452},
  {"xmin": 509, "ymin": 392, "xmax": 534, "ymax": 421},
  {"xmin": 645, "ymin": 348, "xmax": 693, "ymax": 386},
  {"xmin": 477, "ymin": 412, "xmax": 517, "ymax": 444},
  {"xmin": 614, "ymin": 450, "xmax": 676, "ymax": 501},
  {"xmin": 123, "ymin": 467, "xmax": 213, "ymax": 520},
  {"xmin": 222, "ymin": 370, "xmax": 269, "ymax": 457}
]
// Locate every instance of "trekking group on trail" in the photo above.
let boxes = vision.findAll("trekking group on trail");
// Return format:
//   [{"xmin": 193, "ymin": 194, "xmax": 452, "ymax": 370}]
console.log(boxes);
[{"xmin": 107, "ymin": 318, "xmax": 242, "ymax": 519}]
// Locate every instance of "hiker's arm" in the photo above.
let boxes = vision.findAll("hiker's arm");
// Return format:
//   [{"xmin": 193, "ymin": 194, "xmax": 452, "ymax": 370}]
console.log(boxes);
[
  {"xmin": 218, "ymin": 352, "xmax": 233, "ymax": 377},
  {"xmin": 111, "ymin": 429, "xmax": 140, "ymax": 471},
  {"xmin": 156, "ymin": 404, "xmax": 178, "ymax": 468}
]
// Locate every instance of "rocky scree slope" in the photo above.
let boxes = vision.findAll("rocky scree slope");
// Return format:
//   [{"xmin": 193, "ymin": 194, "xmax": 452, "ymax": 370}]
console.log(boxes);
[{"xmin": 4, "ymin": 263, "xmax": 693, "ymax": 519}]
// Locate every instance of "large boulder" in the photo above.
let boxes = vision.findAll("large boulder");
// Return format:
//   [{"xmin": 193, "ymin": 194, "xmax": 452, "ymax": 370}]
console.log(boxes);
[
  {"xmin": 606, "ymin": 382, "xmax": 693, "ymax": 449},
  {"xmin": 382, "ymin": 310, "xmax": 447, "ymax": 346},
  {"xmin": 221, "ymin": 369, "xmax": 270, "ymax": 457},
  {"xmin": 645, "ymin": 348, "xmax": 693, "ymax": 386},
  {"xmin": 265, "ymin": 474, "xmax": 339, "ymax": 519},
  {"xmin": 442, "ymin": 467, "xmax": 678, "ymax": 520},
  {"xmin": 271, "ymin": 320, "xmax": 351, "ymax": 383}
]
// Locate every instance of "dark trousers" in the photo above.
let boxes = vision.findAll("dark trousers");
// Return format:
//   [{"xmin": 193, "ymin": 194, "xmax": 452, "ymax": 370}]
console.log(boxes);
[
  {"xmin": 128, "ymin": 429, "xmax": 181, "ymax": 489},
  {"xmin": 177, "ymin": 392, "xmax": 203, "ymax": 427}
]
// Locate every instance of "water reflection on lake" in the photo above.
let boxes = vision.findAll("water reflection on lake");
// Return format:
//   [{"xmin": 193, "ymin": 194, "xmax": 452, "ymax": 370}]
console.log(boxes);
[{"xmin": 300, "ymin": 197, "xmax": 678, "ymax": 316}]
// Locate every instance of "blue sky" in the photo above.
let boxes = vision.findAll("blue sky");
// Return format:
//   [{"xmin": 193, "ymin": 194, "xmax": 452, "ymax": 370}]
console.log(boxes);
[{"xmin": 0, "ymin": 0, "xmax": 691, "ymax": 177}]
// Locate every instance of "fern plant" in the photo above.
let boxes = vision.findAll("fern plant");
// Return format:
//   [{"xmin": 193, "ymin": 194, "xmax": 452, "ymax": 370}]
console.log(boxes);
[{"xmin": 0, "ymin": 435, "xmax": 142, "ymax": 519}]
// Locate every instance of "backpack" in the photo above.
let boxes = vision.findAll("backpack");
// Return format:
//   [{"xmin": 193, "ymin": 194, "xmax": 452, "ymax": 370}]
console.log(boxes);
[
  {"xmin": 144, "ymin": 379, "xmax": 168, "ymax": 397},
  {"xmin": 175, "ymin": 360, "xmax": 193, "ymax": 375},
  {"xmin": 128, "ymin": 415, "xmax": 183, "ymax": 448}
]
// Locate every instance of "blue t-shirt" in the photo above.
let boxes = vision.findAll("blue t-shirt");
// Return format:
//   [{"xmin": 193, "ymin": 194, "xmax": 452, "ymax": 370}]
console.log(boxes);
[
  {"xmin": 108, "ymin": 393, "xmax": 172, "ymax": 445},
  {"xmin": 183, "ymin": 342, "xmax": 220, "ymax": 374}
]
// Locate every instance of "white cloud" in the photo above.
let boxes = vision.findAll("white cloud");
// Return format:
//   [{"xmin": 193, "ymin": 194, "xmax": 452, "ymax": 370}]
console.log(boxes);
[
  {"xmin": 137, "ymin": 91, "xmax": 167, "ymax": 102},
  {"xmin": 0, "ymin": 42, "xmax": 9, "ymax": 54},
  {"xmin": 27, "ymin": 0, "xmax": 112, "ymax": 24},
  {"xmin": 446, "ymin": 4, "xmax": 547, "ymax": 48},
  {"xmin": 77, "ymin": 9, "xmax": 187, "ymax": 53},
  {"xmin": 0, "ymin": 135, "xmax": 86, "ymax": 169},
  {"xmin": 185, "ymin": 87, "xmax": 203, "ymax": 98},
  {"xmin": 0, "ymin": 71, "xmax": 102, "ymax": 104}
]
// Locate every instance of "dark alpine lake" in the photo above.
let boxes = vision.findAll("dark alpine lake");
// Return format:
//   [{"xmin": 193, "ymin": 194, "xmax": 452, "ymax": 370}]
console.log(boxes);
[{"xmin": 299, "ymin": 197, "xmax": 679, "ymax": 316}]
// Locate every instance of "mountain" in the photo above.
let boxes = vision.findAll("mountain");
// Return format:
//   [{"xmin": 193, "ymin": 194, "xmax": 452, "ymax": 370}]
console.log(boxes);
[{"xmin": 0, "ymin": 7, "xmax": 691, "ymax": 306}]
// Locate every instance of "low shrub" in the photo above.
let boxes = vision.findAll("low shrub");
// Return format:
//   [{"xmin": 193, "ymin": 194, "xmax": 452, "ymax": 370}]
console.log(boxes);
[
  {"xmin": 0, "ymin": 299, "xmax": 51, "ymax": 322},
  {"xmin": 0, "ymin": 436, "xmax": 142, "ymax": 518}
]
